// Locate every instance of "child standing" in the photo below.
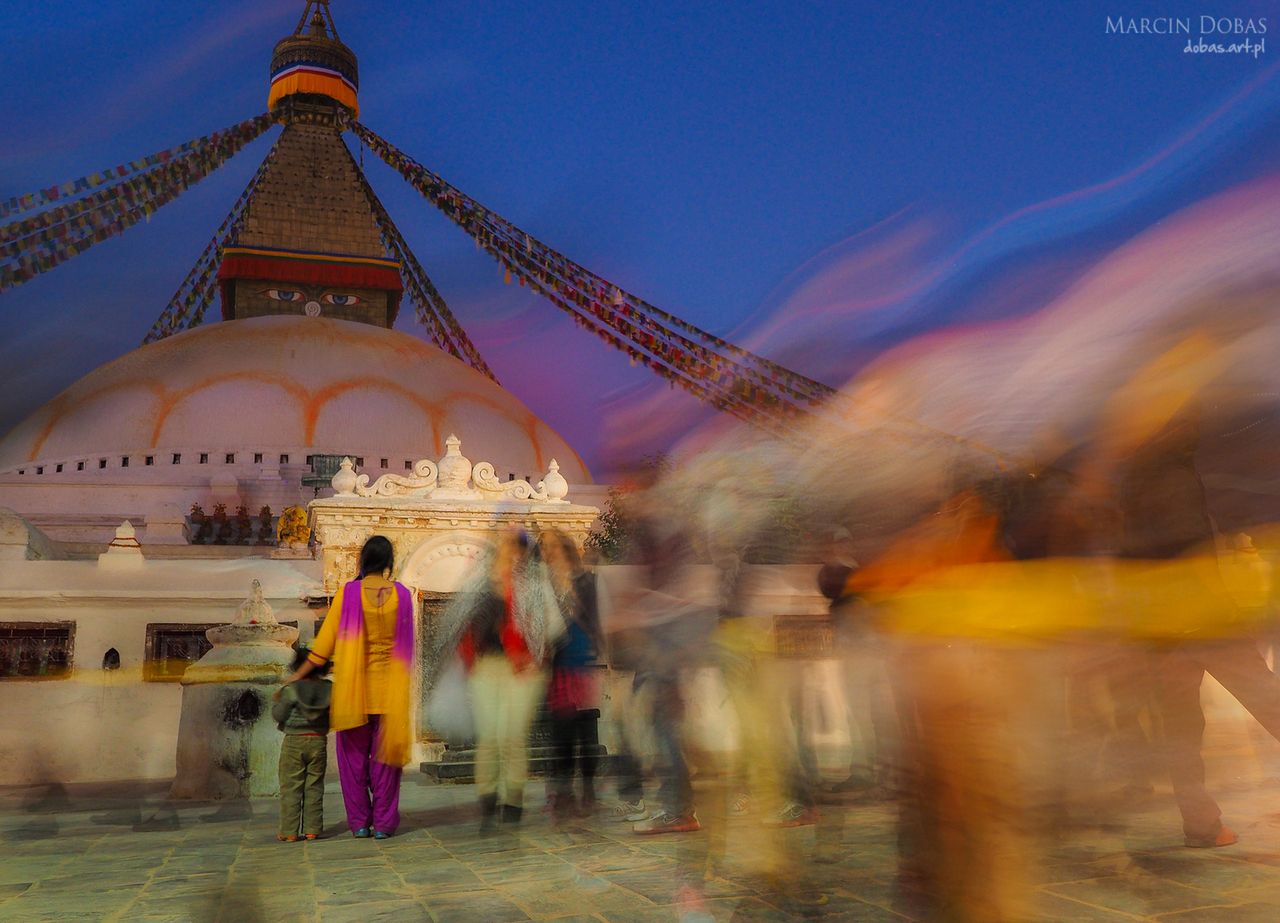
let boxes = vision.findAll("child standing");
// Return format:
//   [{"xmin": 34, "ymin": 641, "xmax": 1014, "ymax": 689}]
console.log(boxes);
[{"xmin": 272, "ymin": 647, "xmax": 331, "ymax": 841}]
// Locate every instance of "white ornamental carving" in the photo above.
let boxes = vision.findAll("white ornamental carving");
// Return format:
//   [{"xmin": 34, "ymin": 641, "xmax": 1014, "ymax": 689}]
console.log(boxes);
[
  {"xmin": 332, "ymin": 457, "xmax": 359, "ymax": 496},
  {"xmin": 542, "ymin": 459, "xmax": 568, "ymax": 502},
  {"xmin": 415, "ymin": 541, "xmax": 488, "ymax": 568},
  {"xmin": 472, "ymin": 462, "xmax": 548, "ymax": 501},
  {"xmin": 333, "ymin": 435, "xmax": 572, "ymax": 504},
  {"xmin": 233, "ymin": 578, "xmax": 277, "ymax": 625},
  {"xmin": 355, "ymin": 458, "xmax": 439, "ymax": 497},
  {"xmin": 436, "ymin": 434, "xmax": 472, "ymax": 494}
]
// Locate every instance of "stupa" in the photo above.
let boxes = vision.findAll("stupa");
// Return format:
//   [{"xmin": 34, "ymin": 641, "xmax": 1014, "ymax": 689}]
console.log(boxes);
[
  {"xmin": 0, "ymin": 2, "xmax": 595, "ymax": 544},
  {"xmin": 0, "ymin": 1, "xmax": 600, "ymax": 786},
  {"xmin": 220, "ymin": 1, "xmax": 399, "ymax": 326}
]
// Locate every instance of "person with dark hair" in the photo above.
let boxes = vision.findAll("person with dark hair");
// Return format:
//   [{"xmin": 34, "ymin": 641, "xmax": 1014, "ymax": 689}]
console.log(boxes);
[
  {"xmin": 280, "ymin": 535, "xmax": 415, "ymax": 839},
  {"xmin": 540, "ymin": 528, "xmax": 605, "ymax": 822},
  {"xmin": 819, "ymin": 527, "xmax": 895, "ymax": 796},
  {"xmin": 272, "ymin": 647, "xmax": 331, "ymax": 841}
]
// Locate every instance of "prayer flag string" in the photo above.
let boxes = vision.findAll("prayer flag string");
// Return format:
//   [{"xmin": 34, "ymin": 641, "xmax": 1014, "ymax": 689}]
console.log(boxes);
[
  {"xmin": 2, "ymin": 134, "xmax": 259, "ymax": 262},
  {"xmin": 347, "ymin": 142, "xmax": 496, "ymax": 380},
  {"xmin": 0, "ymin": 114, "xmax": 274, "ymax": 220},
  {"xmin": 350, "ymin": 122, "xmax": 829, "ymax": 428},
  {"xmin": 142, "ymin": 131, "xmax": 283, "ymax": 343},
  {"xmin": 0, "ymin": 114, "xmax": 276, "ymax": 294}
]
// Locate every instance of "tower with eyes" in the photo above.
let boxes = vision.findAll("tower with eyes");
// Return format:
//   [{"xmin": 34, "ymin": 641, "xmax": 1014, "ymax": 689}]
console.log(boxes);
[{"xmin": 216, "ymin": 1, "xmax": 403, "ymax": 329}]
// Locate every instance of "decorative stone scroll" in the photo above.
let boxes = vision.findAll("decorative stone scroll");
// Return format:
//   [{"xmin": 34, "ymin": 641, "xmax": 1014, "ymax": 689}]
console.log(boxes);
[
  {"xmin": 352, "ymin": 458, "xmax": 440, "ymax": 498},
  {"xmin": 331, "ymin": 434, "xmax": 570, "ymax": 504}
]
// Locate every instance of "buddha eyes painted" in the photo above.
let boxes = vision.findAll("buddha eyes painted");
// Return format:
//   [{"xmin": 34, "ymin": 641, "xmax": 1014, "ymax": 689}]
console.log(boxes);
[{"xmin": 258, "ymin": 288, "xmax": 362, "ymax": 306}]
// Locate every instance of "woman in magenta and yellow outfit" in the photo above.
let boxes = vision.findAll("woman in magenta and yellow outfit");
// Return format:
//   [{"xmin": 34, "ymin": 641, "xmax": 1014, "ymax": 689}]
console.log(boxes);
[{"xmin": 282, "ymin": 536, "xmax": 414, "ymax": 840}]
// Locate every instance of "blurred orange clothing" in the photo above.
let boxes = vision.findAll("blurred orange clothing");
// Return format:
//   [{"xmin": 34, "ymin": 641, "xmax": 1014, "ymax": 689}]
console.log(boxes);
[
  {"xmin": 309, "ymin": 576, "xmax": 401, "ymax": 715},
  {"xmin": 849, "ymin": 491, "xmax": 1009, "ymax": 597}
]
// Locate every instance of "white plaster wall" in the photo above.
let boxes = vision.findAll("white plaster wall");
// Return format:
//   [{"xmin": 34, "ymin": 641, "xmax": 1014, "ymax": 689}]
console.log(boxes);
[
  {"xmin": 0, "ymin": 468, "xmax": 318, "ymax": 544},
  {"xmin": 1, "ymin": 561, "xmax": 832, "ymax": 785},
  {"xmin": 5, "ymin": 554, "xmax": 1267, "ymax": 789},
  {"xmin": 0, "ymin": 558, "xmax": 320, "ymax": 786}
]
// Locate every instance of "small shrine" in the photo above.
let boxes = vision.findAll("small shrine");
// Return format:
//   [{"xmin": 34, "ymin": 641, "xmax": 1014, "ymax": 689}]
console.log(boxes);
[{"xmin": 171, "ymin": 580, "xmax": 300, "ymax": 800}]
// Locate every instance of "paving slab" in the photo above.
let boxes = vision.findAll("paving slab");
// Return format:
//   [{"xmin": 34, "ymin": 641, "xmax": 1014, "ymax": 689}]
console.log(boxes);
[{"xmin": 2, "ymin": 777, "xmax": 1280, "ymax": 922}]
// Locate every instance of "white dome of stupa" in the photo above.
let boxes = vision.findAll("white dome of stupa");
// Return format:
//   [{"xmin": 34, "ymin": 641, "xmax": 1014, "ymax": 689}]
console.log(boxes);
[{"xmin": 0, "ymin": 315, "xmax": 589, "ymax": 484}]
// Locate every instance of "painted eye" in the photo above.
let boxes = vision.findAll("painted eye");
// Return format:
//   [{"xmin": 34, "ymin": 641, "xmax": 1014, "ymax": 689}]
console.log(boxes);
[
  {"xmin": 265, "ymin": 289, "xmax": 303, "ymax": 302},
  {"xmin": 323, "ymin": 293, "xmax": 362, "ymax": 306}
]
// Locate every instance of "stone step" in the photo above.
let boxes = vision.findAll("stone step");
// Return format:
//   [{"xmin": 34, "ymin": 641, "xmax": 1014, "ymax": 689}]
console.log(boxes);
[{"xmin": 421, "ymin": 745, "xmax": 614, "ymax": 782}]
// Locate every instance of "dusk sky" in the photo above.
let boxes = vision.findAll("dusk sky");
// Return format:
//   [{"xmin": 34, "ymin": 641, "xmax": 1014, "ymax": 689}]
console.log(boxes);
[{"xmin": 2, "ymin": 1, "xmax": 1277, "ymax": 479}]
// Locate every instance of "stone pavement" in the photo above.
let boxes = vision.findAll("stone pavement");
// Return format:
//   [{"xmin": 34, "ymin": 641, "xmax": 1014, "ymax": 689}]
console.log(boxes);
[{"xmin": 6, "ymin": 775, "xmax": 1280, "ymax": 922}]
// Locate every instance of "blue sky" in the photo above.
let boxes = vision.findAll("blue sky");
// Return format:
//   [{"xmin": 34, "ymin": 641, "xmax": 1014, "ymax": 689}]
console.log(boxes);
[{"xmin": 1, "ymin": 1, "xmax": 1276, "ymax": 475}]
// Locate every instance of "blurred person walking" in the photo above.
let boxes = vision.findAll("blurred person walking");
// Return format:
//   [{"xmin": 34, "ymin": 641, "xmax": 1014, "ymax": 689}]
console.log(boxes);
[
  {"xmin": 539, "ymin": 529, "xmax": 606, "ymax": 823},
  {"xmin": 1115, "ymin": 411, "xmax": 1280, "ymax": 848},
  {"xmin": 818, "ymin": 528, "xmax": 896, "ymax": 795},
  {"xmin": 716, "ymin": 545, "xmax": 820, "ymax": 830},
  {"xmin": 849, "ymin": 479, "xmax": 1038, "ymax": 922},
  {"xmin": 433, "ymin": 529, "xmax": 562, "ymax": 832},
  {"xmin": 602, "ymin": 667, "xmax": 651, "ymax": 822},
  {"xmin": 622, "ymin": 511, "xmax": 709, "ymax": 835}
]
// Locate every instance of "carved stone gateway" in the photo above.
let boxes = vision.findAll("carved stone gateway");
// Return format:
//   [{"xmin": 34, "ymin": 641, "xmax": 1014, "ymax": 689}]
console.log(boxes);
[
  {"xmin": 310, "ymin": 435, "xmax": 598, "ymax": 595},
  {"xmin": 309, "ymin": 436, "xmax": 599, "ymax": 763}
]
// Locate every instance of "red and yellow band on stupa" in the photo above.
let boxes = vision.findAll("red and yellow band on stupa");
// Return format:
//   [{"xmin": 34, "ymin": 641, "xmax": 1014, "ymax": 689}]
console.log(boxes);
[{"xmin": 219, "ymin": 246, "xmax": 401, "ymax": 291}]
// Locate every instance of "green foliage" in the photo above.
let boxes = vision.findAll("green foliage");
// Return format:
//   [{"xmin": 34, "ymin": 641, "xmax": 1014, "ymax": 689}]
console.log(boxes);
[
  {"xmin": 584, "ymin": 486, "xmax": 635, "ymax": 563},
  {"xmin": 584, "ymin": 453, "xmax": 671, "ymax": 564},
  {"xmin": 640, "ymin": 452, "xmax": 674, "ymax": 478}
]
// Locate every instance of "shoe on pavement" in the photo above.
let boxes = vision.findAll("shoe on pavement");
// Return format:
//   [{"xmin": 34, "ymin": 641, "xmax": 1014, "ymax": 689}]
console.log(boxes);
[
  {"xmin": 764, "ymin": 803, "xmax": 818, "ymax": 828},
  {"xmin": 730, "ymin": 792, "xmax": 750, "ymax": 817},
  {"xmin": 614, "ymin": 799, "xmax": 647, "ymax": 822},
  {"xmin": 479, "ymin": 793, "xmax": 499, "ymax": 835},
  {"xmin": 1185, "ymin": 825, "xmax": 1238, "ymax": 848},
  {"xmin": 633, "ymin": 811, "xmax": 701, "ymax": 834}
]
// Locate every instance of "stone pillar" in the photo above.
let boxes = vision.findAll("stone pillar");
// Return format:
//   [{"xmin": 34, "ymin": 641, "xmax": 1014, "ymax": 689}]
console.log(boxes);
[{"xmin": 171, "ymin": 580, "xmax": 299, "ymax": 800}]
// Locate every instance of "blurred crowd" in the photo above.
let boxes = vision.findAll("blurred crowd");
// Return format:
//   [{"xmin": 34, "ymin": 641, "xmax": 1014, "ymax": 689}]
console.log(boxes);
[{"xmin": 416, "ymin": 303, "xmax": 1280, "ymax": 923}]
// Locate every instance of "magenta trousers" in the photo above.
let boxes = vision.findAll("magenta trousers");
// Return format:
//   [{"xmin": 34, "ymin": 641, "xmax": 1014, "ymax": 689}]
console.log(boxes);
[{"xmin": 336, "ymin": 715, "xmax": 402, "ymax": 834}]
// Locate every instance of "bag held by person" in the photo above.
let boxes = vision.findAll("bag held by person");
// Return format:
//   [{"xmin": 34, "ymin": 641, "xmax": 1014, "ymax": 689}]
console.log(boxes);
[{"xmin": 424, "ymin": 655, "xmax": 474, "ymax": 745}]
